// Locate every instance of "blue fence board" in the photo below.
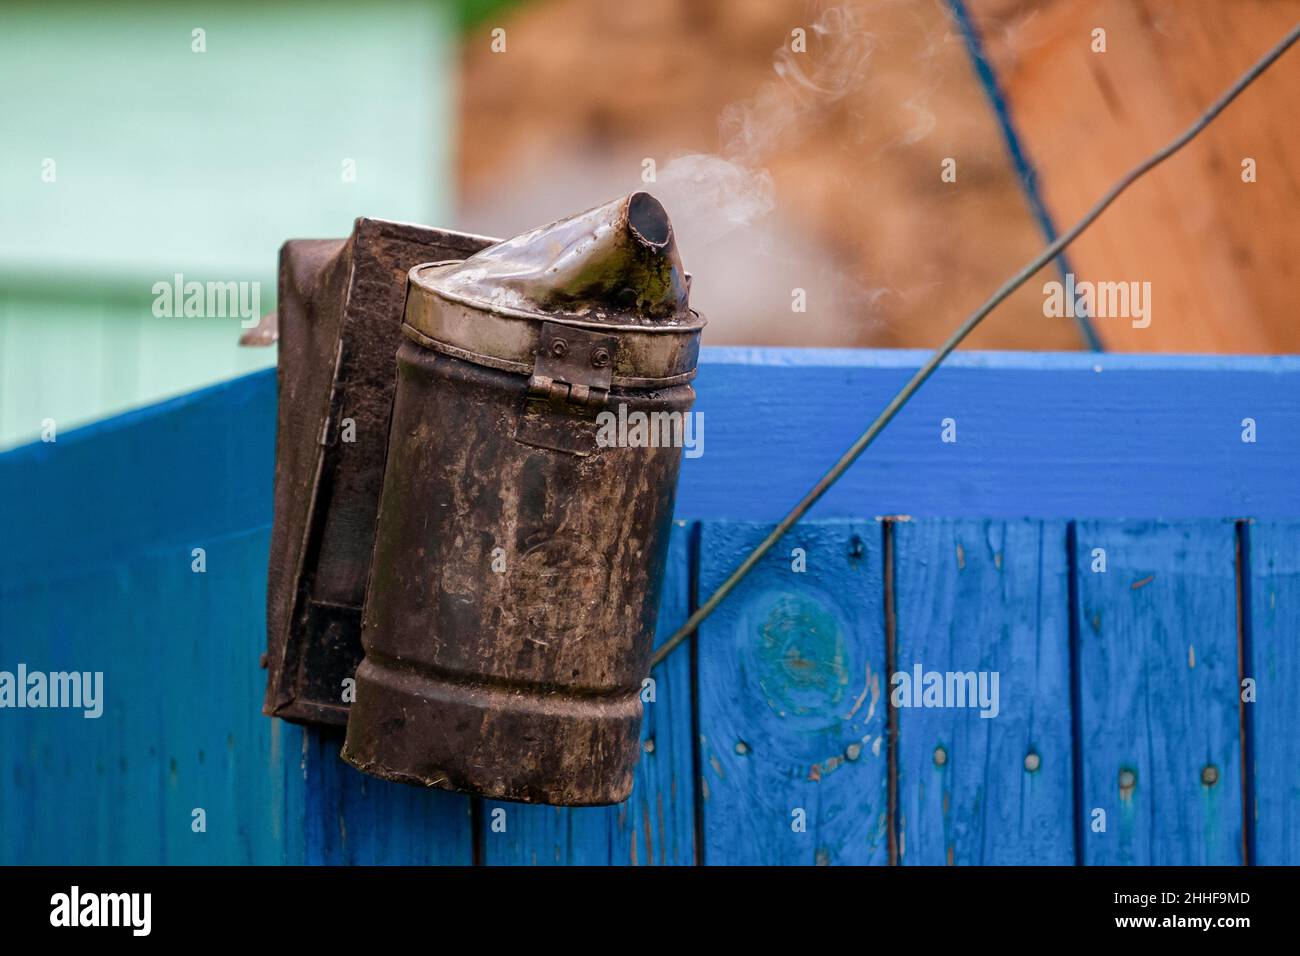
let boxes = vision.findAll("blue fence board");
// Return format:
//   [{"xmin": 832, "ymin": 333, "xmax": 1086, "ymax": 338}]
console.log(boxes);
[
  {"xmin": 682, "ymin": 349, "xmax": 1300, "ymax": 521},
  {"xmin": 1246, "ymin": 520, "xmax": 1300, "ymax": 866},
  {"xmin": 0, "ymin": 370, "xmax": 277, "ymax": 581},
  {"xmin": 894, "ymin": 519, "xmax": 1074, "ymax": 865},
  {"xmin": 1074, "ymin": 521, "xmax": 1243, "ymax": 865},
  {"xmin": 157, "ymin": 529, "xmax": 282, "ymax": 865},
  {"xmin": 697, "ymin": 521, "xmax": 889, "ymax": 865},
  {"xmin": 299, "ymin": 730, "xmax": 473, "ymax": 866}
]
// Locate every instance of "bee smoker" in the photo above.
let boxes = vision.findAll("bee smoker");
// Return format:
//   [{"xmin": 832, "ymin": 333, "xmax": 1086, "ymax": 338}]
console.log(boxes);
[{"xmin": 339, "ymin": 192, "xmax": 703, "ymax": 805}]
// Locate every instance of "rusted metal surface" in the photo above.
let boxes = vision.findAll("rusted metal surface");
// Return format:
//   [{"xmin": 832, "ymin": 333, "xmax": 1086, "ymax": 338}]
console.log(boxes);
[
  {"xmin": 262, "ymin": 218, "xmax": 495, "ymax": 726},
  {"xmin": 341, "ymin": 193, "xmax": 703, "ymax": 804}
]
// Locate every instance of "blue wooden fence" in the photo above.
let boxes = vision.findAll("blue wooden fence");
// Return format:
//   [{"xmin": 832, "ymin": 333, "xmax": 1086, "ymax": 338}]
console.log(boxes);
[{"xmin": 1, "ymin": 348, "xmax": 1297, "ymax": 865}]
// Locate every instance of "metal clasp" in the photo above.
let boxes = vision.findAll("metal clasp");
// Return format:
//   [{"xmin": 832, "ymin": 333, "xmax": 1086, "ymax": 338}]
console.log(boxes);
[
  {"xmin": 515, "ymin": 322, "xmax": 619, "ymax": 455},
  {"xmin": 528, "ymin": 322, "xmax": 617, "ymax": 409}
]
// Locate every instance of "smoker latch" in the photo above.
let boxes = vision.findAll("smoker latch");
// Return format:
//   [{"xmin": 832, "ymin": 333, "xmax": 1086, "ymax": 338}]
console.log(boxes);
[{"xmin": 528, "ymin": 322, "xmax": 617, "ymax": 409}]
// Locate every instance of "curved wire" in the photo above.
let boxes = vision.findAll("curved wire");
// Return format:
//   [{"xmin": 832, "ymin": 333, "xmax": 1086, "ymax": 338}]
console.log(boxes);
[{"xmin": 651, "ymin": 20, "xmax": 1300, "ymax": 670}]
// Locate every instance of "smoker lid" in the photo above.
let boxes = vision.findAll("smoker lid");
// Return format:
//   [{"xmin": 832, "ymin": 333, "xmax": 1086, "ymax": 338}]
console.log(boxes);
[{"xmin": 413, "ymin": 192, "xmax": 703, "ymax": 331}]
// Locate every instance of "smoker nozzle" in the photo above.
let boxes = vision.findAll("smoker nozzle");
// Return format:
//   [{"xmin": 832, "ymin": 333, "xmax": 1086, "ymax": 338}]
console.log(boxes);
[{"xmin": 422, "ymin": 191, "xmax": 693, "ymax": 326}]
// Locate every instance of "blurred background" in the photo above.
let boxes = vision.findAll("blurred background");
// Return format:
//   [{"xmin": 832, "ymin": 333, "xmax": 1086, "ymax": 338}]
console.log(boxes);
[{"xmin": 2, "ymin": 0, "xmax": 1297, "ymax": 449}]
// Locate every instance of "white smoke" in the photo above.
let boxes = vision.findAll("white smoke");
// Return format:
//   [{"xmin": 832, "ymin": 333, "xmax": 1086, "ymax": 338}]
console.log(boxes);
[
  {"xmin": 657, "ymin": 5, "xmax": 877, "ymax": 251},
  {"xmin": 457, "ymin": 2, "xmax": 957, "ymax": 345}
]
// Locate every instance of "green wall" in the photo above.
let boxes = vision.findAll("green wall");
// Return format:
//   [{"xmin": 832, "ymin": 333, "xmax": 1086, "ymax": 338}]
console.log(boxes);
[{"xmin": 0, "ymin": 1, "xmax": 457, "ymax": 447}]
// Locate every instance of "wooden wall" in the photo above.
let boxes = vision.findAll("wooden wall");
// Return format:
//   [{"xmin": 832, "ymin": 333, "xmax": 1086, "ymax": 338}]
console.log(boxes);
[{"xmin": 964, "ymin": 0, "xmax": 1300, "ymax": 352}]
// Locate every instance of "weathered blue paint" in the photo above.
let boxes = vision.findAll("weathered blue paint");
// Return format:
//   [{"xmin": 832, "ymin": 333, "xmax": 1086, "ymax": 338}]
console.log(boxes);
[
  {"xmin": 696, "ymin": 521, "xmax": 889, "ymax": 865},
  {"xmin": 894, "ymin": 519, "xmax": 1074, "ymax": 865},
  {"xmin": 0, "ymin": 370, "xmax": 277, "ymax": 580},
  {"xmin": 680, "ymin": 348, "xmax": 1300, "ymax": 521},
  {"xmin": 1245, "ymin": 520, "xmax": 1300, "ymax": 866},
  {"xmin": 7, "ymin": 348, "xmax": 1297, "ymax": 527},
  {"xmin": 1074, "ymin": 521, "xmax": 1243, "ymax": 865},
  {"xmin": 2, "ymin": 349, "xmax": 1298, "ymax": 865}
]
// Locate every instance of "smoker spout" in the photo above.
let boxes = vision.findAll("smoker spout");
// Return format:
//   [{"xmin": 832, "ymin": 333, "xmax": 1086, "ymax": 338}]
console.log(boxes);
[{"xmin": 423, "ymin": 192, "xmax": 693, "ymax": 325}]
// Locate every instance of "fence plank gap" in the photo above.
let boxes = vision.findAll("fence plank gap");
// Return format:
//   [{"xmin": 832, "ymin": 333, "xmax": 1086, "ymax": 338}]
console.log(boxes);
[{"xmin": 883, "ymin": 518, "xmax": 900, "ymax": 866}]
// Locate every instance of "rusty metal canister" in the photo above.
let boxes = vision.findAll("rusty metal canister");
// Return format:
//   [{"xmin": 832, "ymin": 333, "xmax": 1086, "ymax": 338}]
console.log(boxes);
[{"xmin": 340, "ymin": 192, "xmax": 703, "ymax": 805}]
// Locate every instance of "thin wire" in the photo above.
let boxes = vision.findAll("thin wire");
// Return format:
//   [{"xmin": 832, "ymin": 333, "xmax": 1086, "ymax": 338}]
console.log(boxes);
[{"xmin": 651, "ymin": 20, "xmax": 1300, "ymax": 670}]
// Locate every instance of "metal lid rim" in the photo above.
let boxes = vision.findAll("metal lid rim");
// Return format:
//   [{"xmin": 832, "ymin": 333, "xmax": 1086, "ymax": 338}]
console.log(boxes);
[{"xmin": 408, "ymin": 261, "xmax": 708, "ymax": 333}]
